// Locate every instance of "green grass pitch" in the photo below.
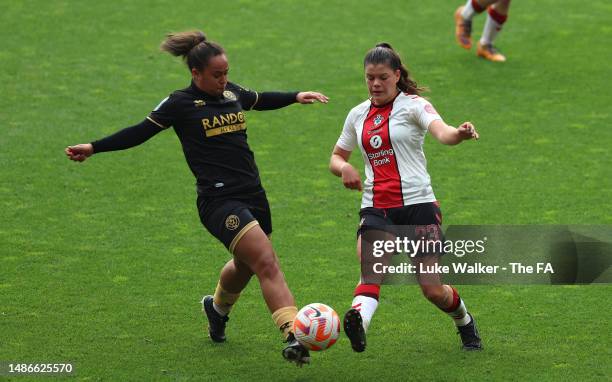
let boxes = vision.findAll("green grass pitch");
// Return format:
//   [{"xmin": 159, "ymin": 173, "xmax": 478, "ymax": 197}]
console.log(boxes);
[{"xmin": 1, "ymin": 0, "xmax": 611, "ymax": 380}]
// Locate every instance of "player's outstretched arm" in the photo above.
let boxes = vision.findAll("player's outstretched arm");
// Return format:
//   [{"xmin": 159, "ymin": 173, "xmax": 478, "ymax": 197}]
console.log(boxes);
[
  {"xmin": 252, "ymin": 91, "xmax": 328, "ymax": 111},
  {"xmin": 64, "ymin": 119, "xmax": 164, "ymax": 162},
  {"xmin": 296, "ymin": 91, "xmax": 329, "ymax": 104},
  {"xmin": 329, "ymin": 145, "xmax": 362, "ymax": 191},
  {"xmin": 428, "ymin": 120, "xmax": 479, "ymax": 145}
]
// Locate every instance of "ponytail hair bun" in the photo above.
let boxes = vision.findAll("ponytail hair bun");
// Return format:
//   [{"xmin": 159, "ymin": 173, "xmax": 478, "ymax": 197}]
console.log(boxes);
[
  {"xmin": 375, "ymin": 42, "xmax": 394, "ymax": 50},
  {"xmin": 161, "ymin": 30, "xmax": 207, "ymax": 58},
  {"xmin": 160, "ymin": 30, "xmax": 224, "ymax": 71}
]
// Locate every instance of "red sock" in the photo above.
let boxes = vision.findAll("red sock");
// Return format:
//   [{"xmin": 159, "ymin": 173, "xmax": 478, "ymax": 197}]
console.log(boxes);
[
  {"xmin": 471, "ymin": 0, "xmax": 485, "ymax": 13},
  {"xmin": 488, "ymin": 6, "xmax": 508, "ymax": 25},
  {"xmin": 442, "ymin": 286, "xmax": 461, "ymax": 313},
  {"xmin": 441, "ymin": 286, "xmax": 471, "ymax": 326},
  {"xmin": 353, "ymin": 283, "xmax": 380, "ymax": 300}
]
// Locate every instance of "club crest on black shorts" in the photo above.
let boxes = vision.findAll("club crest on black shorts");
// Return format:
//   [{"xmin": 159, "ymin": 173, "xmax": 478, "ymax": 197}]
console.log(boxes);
[{"xmin": 225, "ymin": 215, "xmax": 240, "ymax": 230}]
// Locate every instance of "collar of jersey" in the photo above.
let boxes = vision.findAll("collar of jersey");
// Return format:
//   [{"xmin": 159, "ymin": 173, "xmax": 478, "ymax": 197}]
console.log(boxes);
[
  {"xmin": 369, "ymin": 91, "xmax": 401, "ymax": 108},
  {"xmin": 190, "ymin": 81, "xmax": 225, "ymax": 101}
]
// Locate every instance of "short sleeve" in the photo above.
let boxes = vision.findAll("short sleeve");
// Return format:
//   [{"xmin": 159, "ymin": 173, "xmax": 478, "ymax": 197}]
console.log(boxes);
[
  {"xmin": 230, "ymin": 83, "xmax": 259, "ymax": 110},
  {"xmin": 414, "ymin": 98, "xmax": 443, "ymax": 131},
  {"xmin": 335, "ymin": 111, "xmax": 358, "ymax": 151},
  {"xmin": 147, "ymin": 94, "xmax": 178, "ymax": 129}
]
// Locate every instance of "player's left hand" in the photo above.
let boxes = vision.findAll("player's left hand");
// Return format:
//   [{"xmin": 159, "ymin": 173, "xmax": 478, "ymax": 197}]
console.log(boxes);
[
  {"xmin": 65, "ymin": 143, "xmax": 94, "ymax": 162},
  {"xmin": 457, "ymin": 122, "xmax": 479, "ymax": 140},
  {"xmin": 296, "ymin": 91, "xmax": 329, "ymax": 104}
]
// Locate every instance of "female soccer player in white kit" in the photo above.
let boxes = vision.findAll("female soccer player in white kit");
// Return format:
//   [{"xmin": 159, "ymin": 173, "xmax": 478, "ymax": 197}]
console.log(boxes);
[{"xmin": 329, "ymin": 43, "xmax": 483, "ymax": 352}]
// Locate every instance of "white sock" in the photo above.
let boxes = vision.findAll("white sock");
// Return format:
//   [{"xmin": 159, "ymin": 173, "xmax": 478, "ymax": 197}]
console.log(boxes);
[
  {"xmin": 447, "ymin": 299, "xmax": 471, "ymax": 326},
  {"xmin": 461, "ymin": 0, "xmax": 477, "ymax": 20},
  {"xmin": 480, "ymin": 13, "xmax": 502, "ymax": 45},
  {"xmin": 352, "ymin": 295, "xmax": 379, "ymax": 332},
  {"xmin": 213, "ymin": 302, "xmax": 229, "ymax": 316}
]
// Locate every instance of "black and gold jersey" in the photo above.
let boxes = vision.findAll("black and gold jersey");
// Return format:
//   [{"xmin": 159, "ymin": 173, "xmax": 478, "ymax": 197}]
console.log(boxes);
[
  {"xmin": 148, "ymin": 81, "xmax": 295, "ymax": 196},
  {"xmin": 90, "ymin": 81, "xmax": 298, "ymax": 197}
]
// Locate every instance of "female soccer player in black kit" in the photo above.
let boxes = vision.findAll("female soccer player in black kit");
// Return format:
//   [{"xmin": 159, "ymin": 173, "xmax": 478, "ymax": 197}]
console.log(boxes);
[{"xmin": 65, "ymin": 30, "xmax": 327, "ymax": 366}]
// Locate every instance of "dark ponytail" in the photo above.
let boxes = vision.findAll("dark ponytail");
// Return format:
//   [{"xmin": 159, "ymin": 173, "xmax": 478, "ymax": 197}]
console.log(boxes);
[
  {"xmin": 364, "ymin": 43, "xmax": 425, "ymax": 95},
  {"xmin": 160, "ymin": 30, "xmax": 225, "ymax": 71}
]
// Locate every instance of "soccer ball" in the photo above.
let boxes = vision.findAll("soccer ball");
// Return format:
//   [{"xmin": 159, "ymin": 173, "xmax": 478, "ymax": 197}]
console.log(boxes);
[{"xmin": 293, "ymin": 303, "xmax": 340, "ymax": 351}]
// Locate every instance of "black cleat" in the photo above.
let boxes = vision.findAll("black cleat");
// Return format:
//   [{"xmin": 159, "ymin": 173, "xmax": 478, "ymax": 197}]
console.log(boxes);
[
  {"xmin": 457, "ymin": 313, "xmax": 483, "ymax": 350},
  {"xmin": 201, "ymin": 295, "xmax": 228, "ymax": 343},
  {"xmin": 282, "ymin": 333, "xmax": 311, "ymax": 367},
  {"xmin": 344, "ymin": 308, "xmax": 366, "ymax": 352}
]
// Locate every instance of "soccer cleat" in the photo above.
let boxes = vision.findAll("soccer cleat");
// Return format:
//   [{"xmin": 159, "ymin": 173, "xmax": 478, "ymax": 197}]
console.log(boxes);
[
  {"xmin": 476, "ymin": 42, "xmax": 506, "ymax": 62},
  {"xmin": 282, "ymin": 333, "xmax": 311, "ymax": 367},
  {"xmin": 201, "ymin": 295, "xmax": 229, "ymax": 343},
  {"xmin": 343, "ymin": 308, "xmax": 366, "ymax": 353},
  {"xmin": 454, "ymin": 6, "xmax": 473, "ymax": 49},
  {"xmin": 457, "ymin": 313, "xmax": 483, "ymax": 350}
]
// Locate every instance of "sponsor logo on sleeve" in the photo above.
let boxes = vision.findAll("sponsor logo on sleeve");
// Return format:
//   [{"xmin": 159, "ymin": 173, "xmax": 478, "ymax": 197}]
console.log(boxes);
[{"xmin": 424, "ymin": 104, "xmax": 438, "ymax": 115}]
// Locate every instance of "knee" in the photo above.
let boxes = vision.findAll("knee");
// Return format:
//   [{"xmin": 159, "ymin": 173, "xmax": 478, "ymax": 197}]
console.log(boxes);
[
  {"xmin": 421, "ymin": 285, "xmax": 447, "ymax": 304},
  {"xmin": 251, "ymin": 250, "xmax": 281, "ymax": 280},
  {"xmin": 496, "ymin": 0, "xmax": 511, "ymax": 9},
  {"xmin": 233, "ymin": 259, "xmax": 254, "ymax": 277}
]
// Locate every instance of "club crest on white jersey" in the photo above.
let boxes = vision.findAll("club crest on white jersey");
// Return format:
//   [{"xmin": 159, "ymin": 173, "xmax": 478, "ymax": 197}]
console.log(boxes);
[{"xmin": 373, "ymin": 114, "xmax": 384, "ymax": 126}]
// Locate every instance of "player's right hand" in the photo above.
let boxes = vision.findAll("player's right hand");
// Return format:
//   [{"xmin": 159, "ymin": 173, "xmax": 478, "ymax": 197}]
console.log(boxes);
[
  {"xmin": 65, "ymin": 143, "xmax": 94, "ymax": 162},
  {"xmin": 341, "ymin": 163, "xmax": 363, "ymax": 191},
  {"xmin": 457, "ymin": 122, "xmax": 479, "ymax": 140}
]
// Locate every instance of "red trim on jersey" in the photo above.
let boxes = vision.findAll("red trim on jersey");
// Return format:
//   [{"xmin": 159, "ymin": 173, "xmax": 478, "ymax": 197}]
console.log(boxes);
[
  {"xmin": 361, "ymin": 102, "xmax": 404, "ymax": 208},
  {"xmin": 488, "ymin": 6, "xmax": 508, "ymax": 24}
]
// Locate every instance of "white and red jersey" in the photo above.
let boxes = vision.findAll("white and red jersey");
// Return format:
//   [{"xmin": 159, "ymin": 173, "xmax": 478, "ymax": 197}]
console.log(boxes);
[{"xmin": 336, "ymin": 92, "xmax": 443, "ymax": 209}]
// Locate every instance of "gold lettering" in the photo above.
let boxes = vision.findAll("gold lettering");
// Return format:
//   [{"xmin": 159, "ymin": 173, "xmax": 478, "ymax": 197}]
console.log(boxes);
[
  {"xmin": 220, "ymin": 114, "xmax": 231, "ymax": 125},
  {"xmin": 229, "ymin": 113, "xmax": 238, "ymax": 124},
  {"xmin": 202, "ymin": 118, "xmax": 211, "ymax": 130},
  {"xmin": 238, "ymin": 112, "xmax": 245, "ymax": 123},
  {"xmin": 204, "ymin": 123, "xmax": 246, "ymax": 137},
  {"xmin": 212, "ymin": 116, "xmax": 222, "ymax": 128}
]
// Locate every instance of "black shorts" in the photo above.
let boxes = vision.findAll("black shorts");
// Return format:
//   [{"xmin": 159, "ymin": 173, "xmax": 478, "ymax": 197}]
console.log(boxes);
[
  {"xmin": 358, "ymin": 202, "xmax": 444, "ymax": 256},
  {"xmin": 197, "ymin": 188, "xmax": 272, "ymax": 253}
]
